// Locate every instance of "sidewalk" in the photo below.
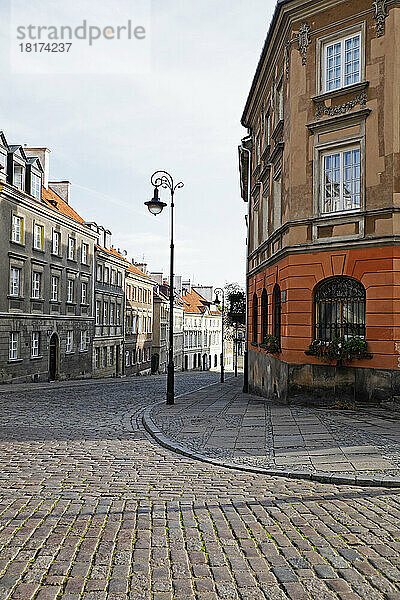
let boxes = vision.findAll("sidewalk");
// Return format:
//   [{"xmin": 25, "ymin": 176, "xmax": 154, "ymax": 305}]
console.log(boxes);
[{"xmin": 143, "ymin": 376, "xmax": 400, "ymax": 487}]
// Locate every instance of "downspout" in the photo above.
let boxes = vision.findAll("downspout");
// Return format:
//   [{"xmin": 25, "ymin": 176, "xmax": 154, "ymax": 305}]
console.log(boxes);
[{"xmin": 240, "ymin": 133, "xmax": 253, "ymax": 393}]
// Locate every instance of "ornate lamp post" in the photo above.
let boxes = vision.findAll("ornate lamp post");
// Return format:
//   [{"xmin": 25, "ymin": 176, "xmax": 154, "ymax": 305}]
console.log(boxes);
[
  {"xmin": 214, "ymin": 287, "xmax": 225, "ymax": 383},
  {"xmin": 145, "ymin": 171, "xmax": 184, "ymax": 405}
]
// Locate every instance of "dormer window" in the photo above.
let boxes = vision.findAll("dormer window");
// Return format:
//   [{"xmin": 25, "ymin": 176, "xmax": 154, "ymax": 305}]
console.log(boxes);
[
  {"xmin": 31, "ymin": 173, "xmax": 41, "ymax": 200},
  {"xmin": 14, "ymin": 165, "xmax": 24, "ymax": 190}
]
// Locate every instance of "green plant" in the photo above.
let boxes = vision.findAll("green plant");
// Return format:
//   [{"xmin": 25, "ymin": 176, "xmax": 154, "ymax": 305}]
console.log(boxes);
[
  {"xmin": 305, "ymin": 336, "xmax": 370, "ymax": 366},
  {"xmin": 262, "ymin": 334, "xmax": 281, "ymax": 354}
]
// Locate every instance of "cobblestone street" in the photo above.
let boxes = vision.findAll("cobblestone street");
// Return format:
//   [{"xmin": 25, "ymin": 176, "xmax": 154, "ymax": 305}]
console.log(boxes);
[{"xmin": 0, "ymin": 373, "xmax": 399, "ymax": 600}]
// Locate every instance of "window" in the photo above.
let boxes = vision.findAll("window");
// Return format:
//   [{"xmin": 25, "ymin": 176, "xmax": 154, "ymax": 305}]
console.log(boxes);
[
  {"xmin": 81, "ymin": 243, "xmax": 88, "ymax": 264},
  {"xmin": 315, "ymin": 276, "xmax": 366, "ymax": 341},
  {"xmin": 95, "ymin": 347, "xmax": 100, "ymax": 369},
  {"xmin": 32, "ymin": 272, "xmax": 41, "ymax": 299},
  {"xmin": 9, "ymin": 332, "xmax": 19, "ymax": 360},
  {"xmin": 104, "ymin": 267, "xmax": 109, "ymax": 284},
  {"xmin": 11, "ymin": 215, "xmax": 23, "ymax": 244},
  {"xmin": 264, "ymin": 110, "xmax": 271, "ymax": 146},
  {"xmin": 33, "ymin": 223, "xmax": 44, "ymax": 250},
  {"xmin": 275, "ymin": 80, "xmax": 283, "ymax": 121},
  {"xmin": 96, "ymin": 300, "xmax": 101, "ymax": 324},
  {"xmin": 125, "ymin": 351, "xmax": 130, "ymax": 367},
  {"xmin": 66, "ymin": 330, "xmax": 73, "ymax": 353},
  {"xmin": 103, "ymin": 302, "xmax": 108, "ymax": 324},
  {"xmin": 108, "ymin": 346, "xmax": 114, "ymax": 366},
  {"xmin": 81, "ymin": 282, "xmax": 88, "ymax": 305},
  {"xmin": 31, "ymin": 332, "xmax": 40, "ymax": 357},
  {"xmin": 52, "ymin": 231, "xmax": 61, "ymax": 255},
  {"xmin": 14, "ymin": 165, "xmax": 24, "ymax": 190},
  {"xmin": 31, "ymin": 173, "xmax": 41, "ymax": 199},
  {"xmin": 67, "ymin": 279, "xmax": 74, "ymax": 303},
  {"xmin": 137, "ymin": 348, "xmax": 142, "ymax": 363},
  {"xmin": 273, "ymin": 174, "xmax": 282, "ymax": 231},
  {"xmin": 273, "ymin": 285, "xmax": 282, "ymax": 348},
  {"xmin": 111, "ymin": 270, "xmax": 116, "ymax": 285},
  {"xmin": 252, "ymin": 293, "xmax": 258, "ymax": 343},
  {"xmin": 97, "ymin": 264, "xmax": 103, "ymax": 281},
  {"xmin": 117, "ymin": 271, "xmax": 122, "ymax": 287},
  {"xmin": 9, "ymin": 267, "xmax": 20, "ymax": 297},
  {"xmin": 80, "ymin": 330, "xmax": 88, "ymax": 352},
  {"xmin": 324, "ymin": 33, "xmax": 361, "ymax": 92},
  {"xmin": 261, "ymin": 290, "xmax": 268, "ymax": 342},
  {"xmin": 116, "ymin": 305, "xmax": 121, "ymax": 325},
  {"xmin": 131, "ymin": 350, "xmax": 136, "ymax": 364},
  {"xmin": 51, "ymin": 276, "xmax": 59, "ymax": 301},
  {"xmin": 110, "ymin": 303, "xmax": 115, "ymax": 325},
  {"xmin": 322, "ymin": 147, "xmax": 360, "ymax": 214},
  {"xmin": 102, "ymin": 347, "xmax": 107, "ymax": 367},
  {"xmin": 68, "ymin": 237, "xmax": 76, "ymax": 260}
]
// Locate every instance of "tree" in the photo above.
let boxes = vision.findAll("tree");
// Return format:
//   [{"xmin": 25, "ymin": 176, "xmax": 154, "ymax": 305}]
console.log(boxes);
[{"xmin": 224, "ymin": 283, "xmax": 246, "ymax": 326}]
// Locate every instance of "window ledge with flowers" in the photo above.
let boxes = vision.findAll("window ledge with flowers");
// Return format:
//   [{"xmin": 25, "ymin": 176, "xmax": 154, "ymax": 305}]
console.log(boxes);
[
  {"xmin": 259, "ymin": 334, "xmax": 281, "ymax": 355},
  {"xmin": 305, "ymin": 337, "xmax": 373, "ymax": 367}
]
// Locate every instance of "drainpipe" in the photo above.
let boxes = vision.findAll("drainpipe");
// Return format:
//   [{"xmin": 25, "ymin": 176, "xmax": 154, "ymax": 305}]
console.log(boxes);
[{"xmin": 240, "ymin": 133, "xmax": 253, "ymax": 393}]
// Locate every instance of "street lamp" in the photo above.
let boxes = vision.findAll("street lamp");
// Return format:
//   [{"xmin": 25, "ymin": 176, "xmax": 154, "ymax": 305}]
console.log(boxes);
[
  {"xmin": 145, "ymin": 171, "xmax": 184, "ymax": 405},
  {"xmin": 214, "ymin": 287, "xmax": 225, "ymax": 383}
]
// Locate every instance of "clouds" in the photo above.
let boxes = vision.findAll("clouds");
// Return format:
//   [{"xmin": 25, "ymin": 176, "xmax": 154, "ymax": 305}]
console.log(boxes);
[{"xmin": 1, "ymin": 0, "xmax": 274, "ymax": 287}]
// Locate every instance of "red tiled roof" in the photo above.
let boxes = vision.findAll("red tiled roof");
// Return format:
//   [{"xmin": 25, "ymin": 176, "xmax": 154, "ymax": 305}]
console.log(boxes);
[
  {"xmin": 97, "ymin": 245, "xmax": 150, "ymax": 279},
  {"xmin": 182, "ymin": 288, "xmax": 209, "ymax": 314},
  {"xmin": 41, "ymin": 186, "xmax": 85, "ymax": 224}
]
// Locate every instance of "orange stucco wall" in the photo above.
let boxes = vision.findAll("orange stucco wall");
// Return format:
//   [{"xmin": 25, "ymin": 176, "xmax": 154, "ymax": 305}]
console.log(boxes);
[{"xmin": 248, "ymin": 246, "xmax": 400, "ymax": 371}]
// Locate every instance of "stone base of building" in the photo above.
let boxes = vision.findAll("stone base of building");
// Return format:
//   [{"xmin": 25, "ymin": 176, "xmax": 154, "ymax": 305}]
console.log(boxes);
[{"xmin": 249, "ymin": 349, "xmax": 400, "ymax": 405}]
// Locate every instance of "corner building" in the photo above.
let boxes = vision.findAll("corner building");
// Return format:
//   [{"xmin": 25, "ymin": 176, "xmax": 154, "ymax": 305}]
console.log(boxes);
[{"xmin": 240, "ymin": 0, "xmax": 400, "ymax": 401}]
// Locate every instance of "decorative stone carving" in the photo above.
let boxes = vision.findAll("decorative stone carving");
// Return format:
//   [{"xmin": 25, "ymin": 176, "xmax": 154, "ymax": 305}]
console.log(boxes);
[
  {"xmin": 373, "ymin": 0, "xmax": 388, "ymax": 37},
  {"xmin": 315, "ymin": 91, "xmax": 367, "ymax": 119},
  {"xmin": 297, "ymin": 22, "xmax": 311, "ymax": 65}
]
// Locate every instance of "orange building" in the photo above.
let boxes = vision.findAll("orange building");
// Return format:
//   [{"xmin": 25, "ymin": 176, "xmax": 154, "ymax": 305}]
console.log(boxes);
[{"xmin": 239, "ymin": 0, "xmax": 400, "ymax": 401}]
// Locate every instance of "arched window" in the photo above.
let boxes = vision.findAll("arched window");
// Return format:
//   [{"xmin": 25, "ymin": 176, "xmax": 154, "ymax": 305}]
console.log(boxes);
[
  {"xmin": 315, "ymin": 276, "xmax": 366, "ymax": 341},
  {"xmin": 261, "ymin": 290, "xmax": 268, "ymax": 342},
  {"xmin": 273, "ymin": 285, "xmax": 281, "ymax": 347},
  {"xmin": 252, "ymin": 293, "xmax": 258, "ymax": 343}
]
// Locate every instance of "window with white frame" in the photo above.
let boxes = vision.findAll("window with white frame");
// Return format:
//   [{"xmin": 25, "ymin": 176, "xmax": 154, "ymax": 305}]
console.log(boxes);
[
  {"xmin": 125, "ymin": 351, "xmax": 130, "ymax": 367},
  {"xmin": 96, "ymin": 300, "xmax": 101, "ymax": 324},
  {"xmin": 323, "ymin": 33, "xmax": 361, "ymax": 92},
  {"xmin": 68, "ymin": 237, "xmax": 75, "ymax": 260},
  {"xmin": 102, "ymin": 347, "xmax": 107, "ymax": 367},
  {"xmin": 32, "ymin": 272, "xmax": 41, "ymax": 299},
  {"xmin": 31, "ymin": 331, "xmax": 40, "ymax": 357},
  {"xmin": 116, "ymin": 305, "xmax": 121, "ymax": 324},
  {"xmin": 81, "ymin": 282, "xmax": 88, "ymax": 305},
  {"xmin": 117, "ymin": 271, "xmax": 122, "ymax": 287},
  {"xmin": 81, "ymin": 243, "xmax": 88, "ymax": 264},
  {"xmin": 9, "ymin": 267, "xmax": 20, "ymax": 296},
  {"xmin": 66, "ymin": 330, "xmax": 73, "ymax": 353},
  {"xmin": 80, "ymin": 330, "xmax": 87, "ymax": 352},
  {"xmin": 97, "ymin": 264, "xmax": 103, "ymax": 281},
  {"xmin": 103, "ymin": 302, "xmax": 108, "ymax": 324},
  {"xmin": 108, "ymin": 346, "xmax": 114, "ymax": 366},
  {"xmin": 104, "ymin": 267, "xmax": 109, "ymax": 283},
  {"xmin": 51, "ymin": 276, "xmax": 59, "ymax": 302},
  {"xmin": 14, "ymin": 165, "xmax": 24, "ymax": 190},
  {"xmin": 11, "ymin": 215, "xmax": 23, "ymax": 244},
  {"xmin": 110, "ymin": 303, "xmax": 115, "ymax": 325},
  {"xmin": 321, "ymin": 147, "xmax": 361, "ymax": 214},
  {"xmin": 111, "ymin": 270, "xmax": 116, "ymax": 285},
  {"xmin": 33, "ymin": 223, "xmax": 44, "ymax": 250},
  {"xmin": 9, "ymin": 332, "xmax": 19, "ymax": 360},
  {"xmin": 52, "ymin": 231, "xmax": 61, "ymax": 255},
  {"xmin": 95, "ymin": 347, "xmax": 100, "ymax": 369},
  {"xmin": 67, "ymin": 279, "xmax": 74, "ymax": 303},
  {"xmin": 31, "ymin": 173, "xmax": 41, "ymax": 199}
]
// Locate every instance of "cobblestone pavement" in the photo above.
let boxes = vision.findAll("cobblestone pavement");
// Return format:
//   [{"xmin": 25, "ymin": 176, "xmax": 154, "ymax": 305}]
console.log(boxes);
[
  {"xmin": 145, "ymin": 377, "xmax": 400, "ymax": 485},
  {"xmin": 0, "ymin": 372, "xmax": 399, "ymax": 600}
]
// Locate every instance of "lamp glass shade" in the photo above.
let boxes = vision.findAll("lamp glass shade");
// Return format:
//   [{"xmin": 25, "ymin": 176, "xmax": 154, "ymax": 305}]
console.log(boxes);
[{"xmin": 145, "ymin": 187, "xmax": 167, "ymax": 216}]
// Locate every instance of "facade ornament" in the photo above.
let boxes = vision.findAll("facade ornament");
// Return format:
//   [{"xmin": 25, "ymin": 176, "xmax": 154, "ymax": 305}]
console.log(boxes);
[
  {"xmin": 373, "ymin": 0, "xmax": 388, "ymax": 37},
  {"xmin": 315, "ymin": 91, "xmax": 367, "ymax": 119},
  {"xmin": 297, "ymin": 22, "xmax": 311, "ymax": 65}
]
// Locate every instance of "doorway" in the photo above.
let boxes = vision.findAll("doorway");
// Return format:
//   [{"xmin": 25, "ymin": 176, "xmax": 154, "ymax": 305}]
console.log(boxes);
[{"xmin": 49, "ymin": 333, "xmax": 59, "ymax": 381}]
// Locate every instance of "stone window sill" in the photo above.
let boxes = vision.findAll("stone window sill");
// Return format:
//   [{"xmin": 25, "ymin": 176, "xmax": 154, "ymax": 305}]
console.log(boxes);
[
  {"xmin": 312, "ymin": 81, "xmax": 369, "ymax": 104},
  {"xmin": 8, "ymin": 359, "xmax": 23, "ymax": 363},
  {"xmin": 30, "ymin": 355, "xmax": 43, "ymax": 360}
]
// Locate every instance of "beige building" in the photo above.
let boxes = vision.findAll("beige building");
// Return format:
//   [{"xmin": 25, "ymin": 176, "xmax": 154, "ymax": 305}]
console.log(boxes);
[
  {"xmin": 240, "ymin": 0, "xmax": 400, "ymax": 401},
  {"xmin": 124, "ymin": 262, "xmax": 154, "ymax": 376}
]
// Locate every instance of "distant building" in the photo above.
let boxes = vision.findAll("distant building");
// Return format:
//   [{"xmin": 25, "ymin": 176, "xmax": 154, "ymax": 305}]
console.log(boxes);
[
  {"xmin": 124, "ymin": 262, "xmax": 154, "ymax": 376},
  {"xmin": 182, "ymin": 286, "xmax": 222, "ymax": 371}
]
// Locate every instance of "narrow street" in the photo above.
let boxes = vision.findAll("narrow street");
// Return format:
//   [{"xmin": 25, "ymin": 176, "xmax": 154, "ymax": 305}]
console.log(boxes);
[{"xmin": 0, "ymin": 373, "xmax": 399, "ymax": 599}]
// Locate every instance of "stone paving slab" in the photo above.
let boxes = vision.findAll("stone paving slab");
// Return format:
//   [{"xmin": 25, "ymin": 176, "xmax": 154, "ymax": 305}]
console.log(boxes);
[{"xmin": 143, "ymin": 377, "xmax": 400, "ymax": 487}]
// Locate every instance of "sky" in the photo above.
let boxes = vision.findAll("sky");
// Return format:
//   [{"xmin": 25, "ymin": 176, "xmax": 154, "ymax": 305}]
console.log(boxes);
[{"xmin": 1, "ymin": 0, "xmax": 276, "ymax": 289}]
